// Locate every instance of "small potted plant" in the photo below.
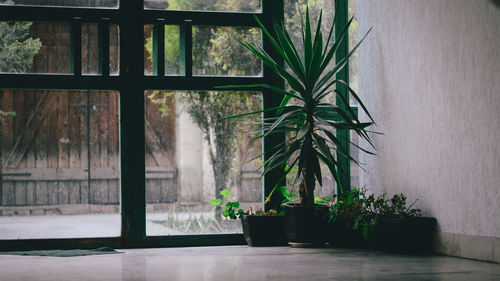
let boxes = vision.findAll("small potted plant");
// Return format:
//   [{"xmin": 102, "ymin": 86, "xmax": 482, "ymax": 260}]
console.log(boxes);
[
  {"xmin": 211, "ymin": 189, "xmax": 287, "ymax": 246},
  {"xmin": 217, "ymin": 7, "xmax": 375, "ymax": 246},
  {"xmin": 328, "ymin": 188, "xmax": 437, "ymax": 253},
  {"xmin": 328, "ymin": 188, "xmax": 376, "ymax": 247},
  {"xmin": 371, "ymin": 193, "xmax": 437, "ymax": 253}
]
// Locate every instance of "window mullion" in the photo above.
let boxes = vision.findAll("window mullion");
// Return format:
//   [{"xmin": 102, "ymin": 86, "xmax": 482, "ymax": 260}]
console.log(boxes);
[
  {"xmin": 335, "ymin": 0, "xmax": 351, "ymax": 195},
  {"xmin": 152, "ymin": 23, "xmax": 165, "ymax": 77},
  {"xmin": 261, "ymin": 0, "xmax": 285, "ymax": 211},
  {"xmin": 119, "ymin": 0, "xmax": 146, "ymax": 245},
  {"xmin": 179, "ymin": 23, "xmax": 193, "ymax": 77},
  {"xmin": 71, "ymin": 19, "xmax": 82, "ymax": 76},
  {"xmin": 99, "ymin": 20, "xmax": 111, "ymax": 77}
]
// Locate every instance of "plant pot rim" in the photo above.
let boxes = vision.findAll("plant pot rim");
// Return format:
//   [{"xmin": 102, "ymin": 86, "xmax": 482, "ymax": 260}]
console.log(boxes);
[
  {"xmin": 283, "ymin": 203, "xmax": 330, "ymax": 208},
  {"xmin": 241, "ymin": 214, "xmax": 283, "ymax": 218},
  {"xmin": 377, "ymin": 216, "xmax": 437, "ymax": 221}
]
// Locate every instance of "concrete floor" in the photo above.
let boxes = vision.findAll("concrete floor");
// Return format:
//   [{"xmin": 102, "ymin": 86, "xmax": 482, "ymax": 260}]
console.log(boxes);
[{"xmin": 1, "ymin": 246, "xmax": 499, "ymax": 281}]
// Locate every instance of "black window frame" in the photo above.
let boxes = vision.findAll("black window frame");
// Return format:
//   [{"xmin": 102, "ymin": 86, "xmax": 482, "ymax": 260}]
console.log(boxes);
[
  {"xmin": 0, "ymin": 0, "xmax": 285, "ymax": 250},
  {"xmin": 0, "ymin": 0, "xmax": 351, "ymax": 251}
]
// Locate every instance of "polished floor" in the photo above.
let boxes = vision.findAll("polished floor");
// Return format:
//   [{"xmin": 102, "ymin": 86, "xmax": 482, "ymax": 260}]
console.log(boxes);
[{"xmin": 1, "ymin": 246, "xmax": 499, "ymax": 281}]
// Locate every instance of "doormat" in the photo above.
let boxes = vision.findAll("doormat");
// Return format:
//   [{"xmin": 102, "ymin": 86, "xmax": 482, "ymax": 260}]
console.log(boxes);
[{"xmin": 0, "ymin": 247, "xmax": 122, "ymax": 257}]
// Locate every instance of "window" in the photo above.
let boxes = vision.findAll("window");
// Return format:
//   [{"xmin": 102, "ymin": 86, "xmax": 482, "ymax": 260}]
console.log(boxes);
[
  {"xmin": 145, "ymin": 90, "xmax": 262, "ymax": 236},
  {"xmin": 0, "ymin": 0, "xmax": 351, "ymax": 249},
  {"xmin": 0, "ymin": 90, "xmax": 121, "ymax": 239}
]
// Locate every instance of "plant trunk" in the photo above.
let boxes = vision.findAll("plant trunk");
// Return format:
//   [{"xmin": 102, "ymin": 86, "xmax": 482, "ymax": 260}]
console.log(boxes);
[
  {"xmin": 300, "ymin": 134, "xmax": 316, "ymax": 207},
  {"xmin": 299, "ymin": 176, "xmax": 313, "ymax": 207},
  {"xmin": 214, "ymin": 170, "xmax": 227, "ymax": 222}
]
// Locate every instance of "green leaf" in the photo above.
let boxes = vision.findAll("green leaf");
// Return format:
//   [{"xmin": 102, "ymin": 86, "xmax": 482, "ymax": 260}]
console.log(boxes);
[
  {"xmin": 264, "ymin": 109, "xmax": 301, "ymax": 138},
  {"xmin": 297, "ymin": 121, "xmax": 310, "ymax": 140},
  {"xmin": 277, "ymin": 94, "xmax": 292, "ymax": 116},
  {"xmin": 237, "ymin": 209, "xmax": 245, "ymax": 218},
  {"xmin": 237, "ymin": 33, "xmax": 306, "ymax": 94},
  {"xmin": 279, "ymin": 186, "xmax": 297, "ymax": 199},
  {"xmin": 336, "ymin": 79, "xmax": 376, "ymax": 124},
  {"xmin": 273, "ymin": 22, "xmax": 305, "ymax": 82},
  {"xmin": 315, "ymin": 197, "xmax": 325, "ymax": 204},
  {"xmin": 210, "ymin": 198, "xmax": 222, "ymax": 207},
  {"xmin": 307, "ymin": 11, "xmax": 324, "ymax": 86},
  {"xmin": 303, "ymin": 7, "xmax": 312, "ymax": 74},
  {"xmin": 216, "ymin": 83, "xmax": 302, "ymax": 101},
  {"xmin": 227, "ymin": 201, "xmax": 240, "ymax": 208},
  {"xmin": 353, "ymin": 221, "xmax": 359, "ymax": 230},
  {"xmin": 320, "ymin": 16, "xmax": 353, "ymax": 74},
  {"xmin": 220, "ymin": 189, "xmax": 232, "ymax": 198},
  {"xmin": 311, "ymin": 152, "xmax": 322, "ymax": 187}
]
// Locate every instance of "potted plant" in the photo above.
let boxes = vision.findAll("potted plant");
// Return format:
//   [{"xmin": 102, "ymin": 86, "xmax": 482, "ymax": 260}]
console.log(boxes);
[
  {"xmin": 211, "ymin": 189, "xmax": 287, "ymax": 246},
  {"xmin": 218, "ymin": 7, "xmax": 375, "ymax": 246},
  {"xmin": 329, "ymin": 188, "xmax": 437, "ymax": 253},
  {"xmin": 328, "ymin": 188, "xmax": 376, "ymax": 247},
  {"xmin": 371, "ymin": 193, "xmax": 437, "ymax": 253}
]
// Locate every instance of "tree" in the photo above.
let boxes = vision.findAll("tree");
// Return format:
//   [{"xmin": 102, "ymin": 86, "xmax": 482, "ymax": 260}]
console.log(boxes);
[
  {"xmin": 0, "ymin": 21, "xmax": 41, "ymax": 120},
  {"xmin": 148, "ymin": 0, "xmax": 261, "ymax": 213},
  {"xmin": 0, "ymin": 21, "xmax": 41, "ymax": 73},
  {"xmin": 147, "ymin": 0, "xmax": 336, "ymax": 210}
]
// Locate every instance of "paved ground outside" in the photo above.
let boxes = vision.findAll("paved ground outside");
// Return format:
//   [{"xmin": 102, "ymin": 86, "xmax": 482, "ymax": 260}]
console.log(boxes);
[{"xmin": 0, "ymin": 213, "xmax": 241, "ymax": 239}]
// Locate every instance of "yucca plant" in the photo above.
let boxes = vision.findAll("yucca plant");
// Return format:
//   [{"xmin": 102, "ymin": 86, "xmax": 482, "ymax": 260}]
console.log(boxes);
[{"xmin": 220, "ymin": 7, "xmax": 375, "ymax": 208}]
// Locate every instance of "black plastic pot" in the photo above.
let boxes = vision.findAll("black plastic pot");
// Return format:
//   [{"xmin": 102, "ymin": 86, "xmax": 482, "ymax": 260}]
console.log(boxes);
[
  {"xmin": 328, "ymin": 218, "xmax": 370, "ymax": 248},
  {"xmin": 373, "ymin": 216, "xmax": 437, "ymax": 253},
  {"xmin": 284, "ymin": 204, "xmax": 330, "ymax": 246},
  {"xmin": 241, "ymin": 215, "xmax": 287, "ymax": 246}
]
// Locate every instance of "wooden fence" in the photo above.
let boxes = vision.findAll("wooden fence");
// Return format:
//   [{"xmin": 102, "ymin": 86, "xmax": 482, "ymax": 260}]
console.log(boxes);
[
  {"xmin": 0, "ymin": 22, "xmax": 178, "ymax": 208},
  {"xmin": 0, "ymin": 21, "xmax": 262, "ymax": 211}
]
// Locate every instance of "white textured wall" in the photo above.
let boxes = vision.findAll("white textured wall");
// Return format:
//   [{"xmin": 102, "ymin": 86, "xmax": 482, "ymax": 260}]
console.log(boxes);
[{"xmin": 357, "ymin": 0, "xmax": 500, "ymax": 246}]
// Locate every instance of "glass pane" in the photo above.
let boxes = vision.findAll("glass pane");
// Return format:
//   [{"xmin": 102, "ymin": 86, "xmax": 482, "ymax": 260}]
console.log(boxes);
[
  {"xmin": 165, "ymin": 25, "xmax": 180, "ymax": 75},
  {"xmin": 144, "ymin": 25, "xmax": 153, "ymax": 76},
  {"xmin": 193, "ymin": 26, "xmax": 261, "ymax": 76},
  {"xmin": 82, "ymin": 23, "xmax": 99, "ymax": 75},
  {"xmin": 348, "ymin": 1, "xmax": 360, "ymax": 187},
  {"xmin": 284, "ymin": 0, "xmax": 334, "ymax": 93},
  {"xmin": 145, "ymin": 90, "xmax": 262, "ymax": 236},
  {"xmin": 285, "ymin": 0, "xmax": 335, "ymax": 61},
  {"xmin": 0, "ymin": 22, "xmax": 70, "ymax": 74},
  {"xmin": 0, "ymin": 89, "xmax": 120, "ymax": 239},
  {"xmin": 82, "ymin": 23, "xmax": 120, "ymax": 75},
  {"xmin": 349, "ymin": 0, "xmax": 359, "ymax": 104},
  {"xmin": 0, "ymin": 0, "xmax": 118, "ymax": 8},
  {"xmin": 110, "ymin": 24, "xmax": 119, "ymax": 75},
  {"xmin": 145, "ymin": 0, "xmax": 260, "ymax": 12},
  {"xmin": 144, "ymin": 25, "xmax": 181, "ymax": 76},
  {"xmin": 350, "ymin": 131, "xmax": 360, "ymax": 188}
]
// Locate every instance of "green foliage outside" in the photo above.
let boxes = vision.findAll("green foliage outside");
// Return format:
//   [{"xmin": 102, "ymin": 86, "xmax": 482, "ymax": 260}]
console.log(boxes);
[
  {"xmin": 147, "ymin": 1, "xmax": 345, "ymax": 210},
  {"xmin": 0, "ymin": 21, "xmax": 41, "ymax": 120},
  {"xmin": 147, "ymin": 0, "xmax": 265, "ymax": 210},
  {"xmin": 0, "ymin": 21, "xmax": 41, "ymax": 73},
  {"xmin": 210, "ymin": 189, "xmax": 279, "ymax": 219}
]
